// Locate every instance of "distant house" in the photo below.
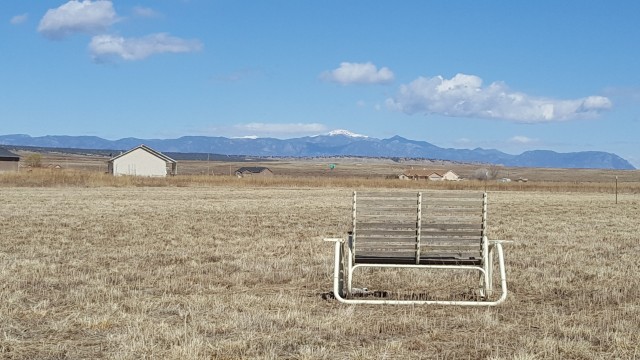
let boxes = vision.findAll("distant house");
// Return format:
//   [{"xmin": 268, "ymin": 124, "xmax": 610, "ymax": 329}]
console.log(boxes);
[
  {"xmin": 235, "ymin": 167, "xmax": 273, "ymax": 177},
  {"xmin": 398, "ymin": 169, "xmax": 432, "ymax": 180},
  {"xmin": 0, "ymin": 148, "xmax": 20, "ymax": 173},
  {"xmin": 399, "ymin": 169, "xmax": 460, "ymax": 181},
  {"xmin": 107, "ymin": 145, "xmax": 177, "ymax": 177},
  {"xmin": 441, "ymin": 170, "xmax": 461, "ymax": 181}
]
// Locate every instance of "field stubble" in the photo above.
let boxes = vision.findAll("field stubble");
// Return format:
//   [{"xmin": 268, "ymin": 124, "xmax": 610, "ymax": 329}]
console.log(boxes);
[{"xmin": 1, "ymin": 186, "xmax": 639, "ymax": 359}]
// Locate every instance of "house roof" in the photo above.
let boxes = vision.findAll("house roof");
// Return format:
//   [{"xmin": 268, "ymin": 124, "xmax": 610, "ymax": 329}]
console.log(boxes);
[
  {"xmin": 402, "ymin": 170, "xmax": 429, "ymax": 177},
  {"xmin": 402, "ymin": 169, "xmax": 443, "ymax": 177},
  {"xmin": 236, "ymin": 167, "xmax": 271, "ymax": 173},
  {"xmin": 0, "ymin": 147, "xmax": 20, "ymax": 160},
  {"xmin": 108, "ymin": 145, "xmax": 176, "ymax": 164}
]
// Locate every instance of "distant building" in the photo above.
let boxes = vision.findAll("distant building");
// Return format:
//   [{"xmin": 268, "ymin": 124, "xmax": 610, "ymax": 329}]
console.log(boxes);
[
  {"xmin": 399, "ymin": 169, "xmax": 460, "ymax": 181},
  {"xmin": 107, "ymin": 145, "xmax": 177, "ymax": 177},
  {"xmin": 235, "ymin": 167, "xmax": 273, "ymax": 177},
  {"xmin": 398, "ymin": 169, "xmax": 432, "ymax": 180},
  {"xmin": 0, "ymin": 148, "xmax": 20, "ymax": 172},
  {"xmin": 441, "ymin": 170, "xmax": 461, "ymax": 181}
]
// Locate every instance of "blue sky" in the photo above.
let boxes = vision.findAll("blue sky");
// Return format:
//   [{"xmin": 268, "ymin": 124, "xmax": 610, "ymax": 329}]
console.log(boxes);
[{"xmin": 2, "ymin": 1, "xmax": 640, "ymax": 167}]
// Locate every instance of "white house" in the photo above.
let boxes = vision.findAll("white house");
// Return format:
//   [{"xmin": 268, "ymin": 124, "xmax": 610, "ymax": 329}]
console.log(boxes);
[
  {"xmin": 441, "ymin": 170, "xmax": 461, "ymax": 181},
  {"xmin": 108, "ymin": 145, "xmax": 177, "ymax": 177}
]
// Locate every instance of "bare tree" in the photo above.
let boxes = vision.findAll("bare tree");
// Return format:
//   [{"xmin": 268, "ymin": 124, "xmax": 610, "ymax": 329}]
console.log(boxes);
[{"xmin": 473, "ymin": 165, "xmax": 501, "ymax": 180}]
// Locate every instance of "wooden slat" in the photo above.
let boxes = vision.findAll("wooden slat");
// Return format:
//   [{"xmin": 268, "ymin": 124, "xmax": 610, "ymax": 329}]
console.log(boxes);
[
  {"xmin": 356, "ymin": 251, "xmax": 417, "ymax": 257},
  {"xmin": 422, "ymin": 207, "xmax": 480, "ymax": 214},
  {"xmin": 419, "ymin": 251, "xmax": 482, "ymax": 258},
  {"xmin": 358, "ymin": 198, "xmax": 418, "ymax": 205},
  {"xmin": 422, "ymin": 200, "xmax": 484, "ymax": 207},
  {"xmin": 357, "ymin": 229, "xmax": 417, "ymax": 236},
  {"xmin": 422, "ymin": 238, "xmax": 482, "ymax": 244},
  {"xmin": 422, "ymin": 223, "xmax": 483, "ymax": 230},
  {"xmin": 357, "ymin": 222, "xmax": 417, "ymax": 230},
  {"xmin": 422, "ymin": 192, "xmax": 484, "ymax": 199},
  {"xmin": 358, "ymin": 207, "xmax": 418, "ymax": 214},
  {"xmin": 357, "ymin": 192, "xmax": 419, "ymax": 198},
  {"xmin": 421, "ymin": 246, "xmax": 481, "ymax": 251},
  {"xmin": 357, "ymin": 216, "xmax": 417, "ymax": 222},
  {"xmin": 357, "ymin": 245, "xmax": 418, "ymax": 251},
  {"xmin": 422, "ymin": 230, "xmax": 482, "ymax": 237},
  {"xmin": 357, "ymin": 236, "xmax": 417, "ymax": 243}
]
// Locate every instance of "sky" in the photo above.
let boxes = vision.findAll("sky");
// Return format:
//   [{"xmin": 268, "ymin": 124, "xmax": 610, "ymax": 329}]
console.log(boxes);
[{"xmin": 2, "ymin": 1, "xmax": 640, "ymax": 167}]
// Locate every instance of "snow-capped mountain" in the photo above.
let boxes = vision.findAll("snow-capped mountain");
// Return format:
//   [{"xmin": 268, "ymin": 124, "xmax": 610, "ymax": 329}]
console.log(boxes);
[{"xmin": 327, "ymin": 129, "xmax": 369, "ymax": 138}]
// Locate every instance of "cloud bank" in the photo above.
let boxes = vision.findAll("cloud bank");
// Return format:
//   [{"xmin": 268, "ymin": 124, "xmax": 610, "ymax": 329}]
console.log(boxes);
[
  {"xmin": 38, "ymin": 0, "xmax": 118, "ymax": 39},
  {"xmin": 321, "ymin": 62, "xmax": 394, "ymax": 85},
  {"xmin": 387, "ymin": 73, "xmax": 612, "ymax": 122},
  {"xmin": 90, "ymin": 33, "xmax": 202, "ymax": 62}
]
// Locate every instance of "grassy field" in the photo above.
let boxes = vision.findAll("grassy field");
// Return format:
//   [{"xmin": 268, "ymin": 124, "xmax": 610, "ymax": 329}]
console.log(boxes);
[
  {"xmin": 13, "ymin": 148, "xmax": 640, "ymax": 183},
  {"xmin": 1, "ymin": 181, "xmax": 639, "ymax": 359}
]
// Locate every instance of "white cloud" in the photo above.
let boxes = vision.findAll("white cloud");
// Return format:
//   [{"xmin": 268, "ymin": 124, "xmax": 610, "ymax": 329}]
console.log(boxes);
[
  {"xmin": 321, "ymin": 62, "xmax": 395, "ymax": 85},
  {"xmin": 38, "ymin": 0, "xmax": 118, "ymax": 39},
  {"xmin": 89, "ymin": 33, "xmax": 203, "ymax": 62},
  {"xmin": 509, "ymin": 136, "xmax": 537, "ymax": 144},
  {"xmin": 133, "ymin": 6, "xmax": 160, "ymax": 18},
  {"xmin": 233, "ymin": 123, "xmax": 328, "ymax": 137},
  {"xmin": 10, "ymin": 13, "xmax": 28, "ymax": 25},
  {"xmin": 387, "ymin": 73, "xmax": 613, "ymax": 122}
]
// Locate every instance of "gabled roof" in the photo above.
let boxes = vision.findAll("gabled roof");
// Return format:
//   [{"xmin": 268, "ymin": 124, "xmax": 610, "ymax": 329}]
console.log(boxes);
[
  {"xmin": 0, "ymin": 147, "xmax": 20, "ymax": 160},
  {"xmin": 108, "ymin": 145, "xmax": 176, "ymax": 164},
  {"xmin": 236, "ymin": 167, "xmax": 271, "ymax": 173},
  {"xmin": 402, "ymin": 170, "xmax": 430, "ymax": 177}
]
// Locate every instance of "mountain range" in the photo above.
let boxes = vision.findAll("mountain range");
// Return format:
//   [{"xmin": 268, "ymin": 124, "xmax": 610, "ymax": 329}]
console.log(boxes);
[{"xmin": 0, "ymin": 131, "xmax": 634, "ymax": 170}]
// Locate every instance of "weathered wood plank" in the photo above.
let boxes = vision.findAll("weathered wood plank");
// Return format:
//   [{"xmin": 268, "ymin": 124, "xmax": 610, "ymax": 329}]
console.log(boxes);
[
  {"xmin": 356, "ymin": 206, "xmax": 418, "ymax": 215},
  {"xmin": 357, "ymin": 251, "xmax": 417, "ymax": 257},
  {"xmin": 357, "ymin": 222, "xmax": 417, "ymax": 230},
  {"xmin": 357, "ymin": 244, "xmax": 418, "ymax": 250},
  {"xmin": 356, "ymin": 236, "xmax": 417, "ymax": 243},
  {"xmin": 422, "ymin": 192, "xmax": 484, "ymax": 199},
  {"xmin": 422, "ymin": 223, "xmax": 483, "ymax": 230},
  {"xmin": 421, "ymin": 230, "xmax": 482, "ymax": 237},
  {"xmin": 357, "ymin": 192, "xmax": 419, "ymax": 198},
  {"xmin": 357, "ymin": 229, "xmax": 417, "ymax": 236}
]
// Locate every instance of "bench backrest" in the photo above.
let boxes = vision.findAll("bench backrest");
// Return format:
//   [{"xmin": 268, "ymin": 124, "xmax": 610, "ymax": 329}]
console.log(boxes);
[{"xmin": 352, "ymin": 191, "xmax": 487, "ymax": 265}]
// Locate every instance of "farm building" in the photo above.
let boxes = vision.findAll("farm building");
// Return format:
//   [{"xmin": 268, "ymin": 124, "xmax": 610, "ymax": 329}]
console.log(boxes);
[
  {"xmin": 0, "ymin": 148, "xmax": 20, "ymax": 172},
  {"xmin": 235, "ymin": 167, "xmax": 274, "ymax": 178},
  {"xmin": 107, "ymin": 145, "xmax": 177, "ymax": 177}
]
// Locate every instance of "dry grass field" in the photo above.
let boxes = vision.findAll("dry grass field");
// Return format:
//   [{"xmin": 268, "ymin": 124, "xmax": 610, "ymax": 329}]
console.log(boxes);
[{"xmin": 1, "ymin": 176, "xmax": 639, "ymax": 358}]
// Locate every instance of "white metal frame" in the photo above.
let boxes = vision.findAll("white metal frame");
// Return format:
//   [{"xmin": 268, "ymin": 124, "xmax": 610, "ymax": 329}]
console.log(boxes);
[
  {"xmin": 324, "ymin": 237, "xmax": 509, "ymax": 306},
  {"xmin": 324, "ymin": 191, "xmax": 511, "ymax": 306}
]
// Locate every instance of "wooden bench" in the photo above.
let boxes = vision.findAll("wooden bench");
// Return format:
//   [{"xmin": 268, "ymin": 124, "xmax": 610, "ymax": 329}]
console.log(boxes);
[{"xmin": 325, "ymin": 191, "xmax": 510, "ymax": 306}]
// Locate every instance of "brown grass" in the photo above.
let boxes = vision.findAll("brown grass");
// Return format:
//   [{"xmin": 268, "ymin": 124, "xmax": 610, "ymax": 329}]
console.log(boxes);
[
  {"xmin": 1, "ymin": 168, "xmax": 640, "ymax": 195},
  {"xmin": 1, "ymin": 184, "xmax": 639, "ymax": 359}
]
